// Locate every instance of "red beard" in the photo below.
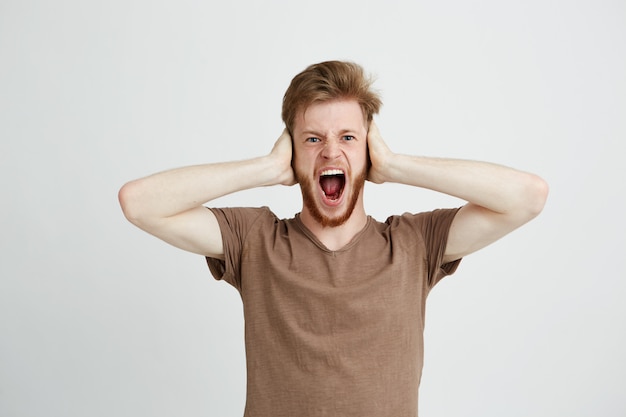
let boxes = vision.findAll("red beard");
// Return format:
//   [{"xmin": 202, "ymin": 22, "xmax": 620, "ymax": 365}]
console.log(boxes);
[{"xmin": 295, "ymin": 166, "xmax": 367, "ymax": 228}]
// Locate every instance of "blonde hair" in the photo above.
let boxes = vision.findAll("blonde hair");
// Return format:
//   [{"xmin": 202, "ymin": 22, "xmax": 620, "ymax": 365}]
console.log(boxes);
[{"xmin": 282, "ymin": 61, "xmax": 382, "ymax": 134}]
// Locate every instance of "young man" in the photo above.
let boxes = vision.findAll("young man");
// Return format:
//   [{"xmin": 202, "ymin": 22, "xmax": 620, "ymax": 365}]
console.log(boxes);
[{"xmin": 119, "ymin": 61, "xmax": 548, "ymax": 416}]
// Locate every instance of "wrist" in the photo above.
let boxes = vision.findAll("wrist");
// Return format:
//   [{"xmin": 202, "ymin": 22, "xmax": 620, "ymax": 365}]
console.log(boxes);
[{"xmin": 261, "ymin": 154, "xmax": 295, "ymax": 187}]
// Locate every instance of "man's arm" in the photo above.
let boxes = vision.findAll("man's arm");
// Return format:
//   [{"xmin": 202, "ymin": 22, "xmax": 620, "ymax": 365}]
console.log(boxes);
[
  {"xmin": 367, "ymin": 122, "xmax": 549, "ymax": 264},
  {"xmin": 118, "ymin": 130, "xmax": 295, "ymax": 259}
]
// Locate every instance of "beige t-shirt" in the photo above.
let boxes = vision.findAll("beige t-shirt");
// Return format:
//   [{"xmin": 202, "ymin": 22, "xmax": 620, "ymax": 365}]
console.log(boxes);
[{"xmin": 206, "ymin": 207, "xmax": 461, "ymax": 417}]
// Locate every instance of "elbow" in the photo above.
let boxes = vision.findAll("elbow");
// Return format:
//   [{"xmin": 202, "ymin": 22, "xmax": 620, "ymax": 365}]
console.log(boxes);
[
  {"xmin": 523, "ymin": 173, "xmax": 549, "ymax": 220},
  {"xmin": 118, "ymin": 180, "xmax": 145, "ymax": 226}
]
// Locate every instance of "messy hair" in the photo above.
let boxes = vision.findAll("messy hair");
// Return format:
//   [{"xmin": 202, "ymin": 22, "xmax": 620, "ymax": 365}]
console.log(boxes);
[{"xmin": 281, "ymin": 61, "xmax": 382, "ymax": 134}]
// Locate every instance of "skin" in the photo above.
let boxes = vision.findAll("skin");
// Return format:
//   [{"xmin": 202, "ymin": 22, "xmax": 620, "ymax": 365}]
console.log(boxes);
[
  {"xmin": 118, "ymin": 98, "xmax": 549, "ymax": 262},
  {"xmin": 292, "ymin": 100, "xmax": 370, "ymax": 248}
]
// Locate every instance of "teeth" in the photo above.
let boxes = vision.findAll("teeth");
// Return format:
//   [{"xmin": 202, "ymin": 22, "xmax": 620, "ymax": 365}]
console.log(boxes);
[{"xmin": 321, "ymin": 169, "xmax": 344, "ymax": 176}]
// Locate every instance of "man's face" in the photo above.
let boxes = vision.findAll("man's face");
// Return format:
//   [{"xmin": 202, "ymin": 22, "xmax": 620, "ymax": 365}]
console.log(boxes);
[{"xmin": 292, "ymin": 99, "xmax": 369, "ymax": 227}]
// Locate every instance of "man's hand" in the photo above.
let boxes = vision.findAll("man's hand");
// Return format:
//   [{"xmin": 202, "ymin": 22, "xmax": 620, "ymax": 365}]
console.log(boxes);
[
  {"xmin": 269, "ymin": 129, "xmax": 297, "ymax": 186},
  {"xmin": 367, "ymin": 121, "xmax": 394, "ymax": 184},
  {"xmin": 119, "ymin": 128, "xmax": 300, "ymax": 257},
  {"xmin": 363, "ymin": 120, "xmax": 548, "ymax": 263}
]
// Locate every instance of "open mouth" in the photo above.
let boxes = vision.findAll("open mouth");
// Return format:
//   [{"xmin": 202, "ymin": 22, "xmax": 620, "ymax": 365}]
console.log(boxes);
[{"xmin": 319, "ymin": 169, "xmax": 345, "ymax": 201}]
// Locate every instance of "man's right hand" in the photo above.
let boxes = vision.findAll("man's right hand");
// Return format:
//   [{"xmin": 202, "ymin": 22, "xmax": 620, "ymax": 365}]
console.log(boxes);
[
  {"xmin": 119, "ymin": 129, "xmax": 300, "ymax": 258},
  {"xmin": 269, "ymin": 129, "xmax": 297, "ymax": 186}
]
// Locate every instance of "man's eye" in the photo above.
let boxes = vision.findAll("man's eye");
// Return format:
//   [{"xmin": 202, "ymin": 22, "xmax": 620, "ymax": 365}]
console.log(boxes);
[
  {"xmin": 342, "ymin": 135, "xmax": 355, "ymax": 141},
  {"xmin": 306, "ymin": 137, "xmax": 320, "ymax": 143}
]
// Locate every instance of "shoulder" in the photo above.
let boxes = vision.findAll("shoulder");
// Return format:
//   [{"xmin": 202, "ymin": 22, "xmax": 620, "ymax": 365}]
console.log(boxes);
[
  {"xmin": 208, "ymin": 206, "xmax": 283, "ymax": 236},
  {"xmin": 209, "ymin": 206, "xmax": 278, "ymax": 223},
  {"xmin": 376, "ymin": 208, "xmax": 462, "ymax": 253},
  {"xmin": 383, "ymin": 208, "xmax": 462, "ymax": 231}
]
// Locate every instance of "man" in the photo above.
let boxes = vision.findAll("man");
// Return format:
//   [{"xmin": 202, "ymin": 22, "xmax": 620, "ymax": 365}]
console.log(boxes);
[{"xmin": 119, "ymin": 61, "xmax": 548, "ymax": 416}]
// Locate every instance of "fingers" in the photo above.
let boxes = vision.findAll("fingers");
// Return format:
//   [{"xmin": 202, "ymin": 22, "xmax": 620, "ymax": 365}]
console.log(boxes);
[
  {"xmin": 366, "ymin": 120, "xmax": 392, "ymax": 184},
  {"xmin": 367, "ymin": 120, "xmax": 383, "ymax": 145},
  {"xmin": 279, "ymin": 127, "xmax": 292, "ymax": 142},
  {"xmin": 367, "ymin": 120, "xmax": 386, "ymax": 151},
  {"xmin": 271, "ymin": 128, "xmax": 296, "ymax": 186},
  {"xmin": 272, "ymin": 128, "xmax": 292, "ymax": 154},
  {"xmin": 368, "ymin": 120, "xmax": 379, "ymax": 136}
]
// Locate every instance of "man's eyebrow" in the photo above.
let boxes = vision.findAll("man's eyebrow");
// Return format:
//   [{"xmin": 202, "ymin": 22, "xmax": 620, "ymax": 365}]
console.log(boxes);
[
  {"xmin": 300, "ymin": 129, "xmax": 322, "ymax": 136},
  {"xmin": 300, "ymin": 128, "xmax": 360, "ymax": 136},
  {"xmin": 338, "ymin": 129, "xmax": 359, "ymax": 135}
]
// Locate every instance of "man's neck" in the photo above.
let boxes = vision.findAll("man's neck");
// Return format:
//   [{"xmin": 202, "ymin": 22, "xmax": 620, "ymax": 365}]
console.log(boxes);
[{"xmin": 299, "ymin": 208, "xmax": 368, "ymax": 251}]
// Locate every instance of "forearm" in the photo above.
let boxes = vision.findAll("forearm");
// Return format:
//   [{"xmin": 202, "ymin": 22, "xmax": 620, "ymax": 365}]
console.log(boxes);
[
  {"xmin": 120, "ymin": 129, "xmax": 295, "ymax": 226},
  {"xmin": 367, "ymin": 123, "xmax": 547, "ymax": 261},
  {"xmin": 119, "ymin": 155, "xmax": 283, "ymax": 223},
  {"xmin": 381, "ymin": 153, "xmax": 548, "ymax": 216}
]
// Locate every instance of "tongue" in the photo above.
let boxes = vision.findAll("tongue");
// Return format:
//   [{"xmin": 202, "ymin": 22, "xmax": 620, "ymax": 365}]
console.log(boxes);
[{"xmin": 321, "ymin": 176, "xmax": 343, "ymax": 198}]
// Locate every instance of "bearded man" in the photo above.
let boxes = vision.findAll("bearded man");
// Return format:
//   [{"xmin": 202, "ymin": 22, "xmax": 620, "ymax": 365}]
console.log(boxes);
[{"xmin": 119, "ymin": 61, "xmax": 548, "ymax": 417}]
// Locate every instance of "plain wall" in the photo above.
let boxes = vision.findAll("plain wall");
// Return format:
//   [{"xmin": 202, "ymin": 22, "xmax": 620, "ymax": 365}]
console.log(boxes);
[{"xmin": 1, "ymin": 0, "xmax": 624, "ymax": 416}]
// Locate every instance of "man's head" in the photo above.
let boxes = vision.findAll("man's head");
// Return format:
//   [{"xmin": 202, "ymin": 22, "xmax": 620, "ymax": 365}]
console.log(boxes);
[
  {"xmin": 283, "ymin": 61, "xmax": 382, "ymax": 228},
  {"xmin": 282, "ymin": 61, "xmax": 382, "ymax": 135}
]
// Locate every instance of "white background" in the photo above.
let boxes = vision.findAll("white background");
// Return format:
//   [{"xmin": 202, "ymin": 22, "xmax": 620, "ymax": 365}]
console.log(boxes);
[{"xmin": 1, "ymin": 0, "xmax": 624, "ymax": 416}]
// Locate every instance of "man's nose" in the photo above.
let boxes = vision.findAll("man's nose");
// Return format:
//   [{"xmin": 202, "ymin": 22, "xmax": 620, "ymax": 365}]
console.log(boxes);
[{"xmin": 321, "ymin": 139, "xmax": 341, "ymax": 159}]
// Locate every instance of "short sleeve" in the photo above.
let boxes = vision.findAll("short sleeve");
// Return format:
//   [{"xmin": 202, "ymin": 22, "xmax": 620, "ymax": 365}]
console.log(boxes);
[
  {"xmin": 205, "ymin": 207, "xmax": 270, "ymax": 291},
  {"xmin": 403, "ymin": 207, "xmax": 463, "ymax": 288}
]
